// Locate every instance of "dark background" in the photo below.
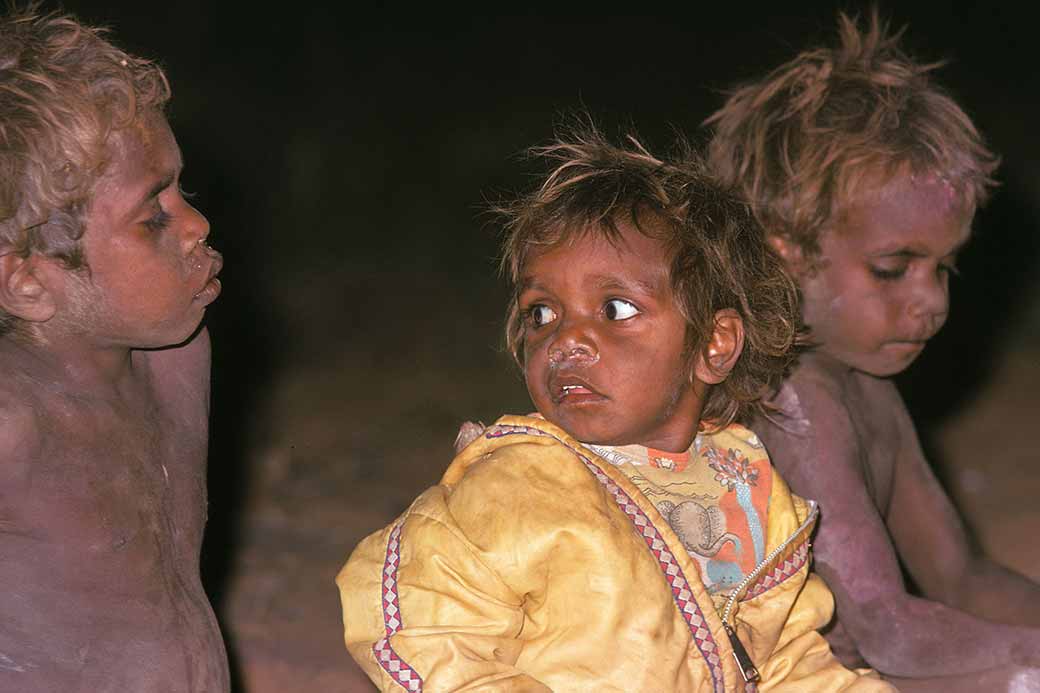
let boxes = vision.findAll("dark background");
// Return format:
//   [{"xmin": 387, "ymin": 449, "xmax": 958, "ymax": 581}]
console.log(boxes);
[{"xmin": 56, "ymin": 2, "xmax": 1040, "ymax": 690}]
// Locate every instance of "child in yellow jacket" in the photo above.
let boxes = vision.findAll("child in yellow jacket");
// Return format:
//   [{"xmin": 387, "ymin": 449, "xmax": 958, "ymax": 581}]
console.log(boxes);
[{"xmin": 337, "ymin": 128, "xmax": 893, "ymax": 692}]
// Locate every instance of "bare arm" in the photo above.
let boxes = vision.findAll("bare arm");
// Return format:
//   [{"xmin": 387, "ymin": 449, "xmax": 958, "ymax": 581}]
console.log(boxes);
[
  {"xmin": 136, "ymin": 325, "xmax": 212, "ymax": 423},
  {"xmin": 885, "ymin": 666, "xmax": 1040, "ymax": 693},
  {"xmin": 757, "ymin": 374, "xmax": 1040, "ymax": 678},
  {"xmin": 885, "ymin": 392, "xmax": 1040, "ymax": 626}
]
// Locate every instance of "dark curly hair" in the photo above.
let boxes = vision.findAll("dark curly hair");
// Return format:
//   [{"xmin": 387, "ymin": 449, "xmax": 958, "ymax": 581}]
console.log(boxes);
[{"xmin": 499, "ymin": 125, "xmax": 800, "ymax": 427}]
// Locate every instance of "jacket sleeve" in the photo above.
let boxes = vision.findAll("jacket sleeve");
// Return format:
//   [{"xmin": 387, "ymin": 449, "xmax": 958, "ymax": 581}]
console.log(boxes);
[
  {"xmin": 738, "ymin": 476, "xmax": 895, "ymax": 693},
  {"xmin": 336, "ymin": 463, "xmax": 553, "ymax": 692}
]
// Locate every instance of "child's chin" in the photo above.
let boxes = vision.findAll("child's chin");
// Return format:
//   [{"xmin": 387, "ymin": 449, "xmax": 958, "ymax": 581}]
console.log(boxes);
[
  {"xmin": 858, "ymin": 350, "xmax": 925, "ymax": 378},
  {"xmin": 145, "ymin": 318, "xmax": 206, "ymax": 350},
  {"xmin": 554, "ymin": 419, "xmax": 620, "ymax": 446}
]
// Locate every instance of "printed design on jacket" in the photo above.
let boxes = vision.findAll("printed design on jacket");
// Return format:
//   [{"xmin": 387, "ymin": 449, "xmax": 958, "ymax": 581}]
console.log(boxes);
[
  {"xmin": 372, "ymin": 523, "xmax": 423, "ymax": 692},
  {"xmin": 592, "ymin": 437, "xmax": 774, "ymax": 598},
  {"xmin": 485, "ymin": 424, "xmax": 726, "ymax": 693},
  {"xmin": 704, "ymin": 446, "xmax": 766, "ymax": 567},
  {"xmin": 656, "ymin": 498, "xmax": 741, "ymax": 562}
]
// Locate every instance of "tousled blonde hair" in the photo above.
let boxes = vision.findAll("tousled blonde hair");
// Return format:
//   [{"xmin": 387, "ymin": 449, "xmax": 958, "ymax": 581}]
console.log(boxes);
[
  {"xmin": 0, "ymin": 4, "xmax": 170, "ymax": 331},
  {"xmin": 706, "ymin": 9, "xmax": 999, "ymax": 261}
]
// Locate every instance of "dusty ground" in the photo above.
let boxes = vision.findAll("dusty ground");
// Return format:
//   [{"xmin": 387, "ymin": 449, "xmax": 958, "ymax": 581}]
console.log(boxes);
[{"xmin": 219, "ymin": 310, "xmax": 1040, "ymax": 693}]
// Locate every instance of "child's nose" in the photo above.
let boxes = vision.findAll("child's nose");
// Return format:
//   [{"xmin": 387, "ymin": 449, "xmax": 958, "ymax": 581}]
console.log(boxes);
[
  {"xmin": 909, "ymin": 273, "xmax": 949, "ymax": 326},
  {"xmin": 181, "ymin": 203, "xmax": 212, "ymax": 255},
  {"xmin": 548, "ymin": 319, "xmax": 599, "ymax": 366}
]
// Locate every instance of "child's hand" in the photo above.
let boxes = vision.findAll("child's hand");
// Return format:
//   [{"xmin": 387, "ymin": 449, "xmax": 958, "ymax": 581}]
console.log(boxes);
[{"xmin": 454, "ymin": 421, "xmax": 486, "ymax": 454}]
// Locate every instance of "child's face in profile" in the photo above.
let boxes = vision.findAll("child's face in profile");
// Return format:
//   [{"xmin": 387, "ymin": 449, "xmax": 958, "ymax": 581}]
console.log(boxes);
[
  {"xmin": 798, "ymin": 175, "xmax": 971, "ymax": 377},
  {"xmin": 65, "ymin": 112, "xmax": 222, "ymax": 348},
  {"xmin": 518, "ymin": 222, "xmax": 706, "ymax": 452}
]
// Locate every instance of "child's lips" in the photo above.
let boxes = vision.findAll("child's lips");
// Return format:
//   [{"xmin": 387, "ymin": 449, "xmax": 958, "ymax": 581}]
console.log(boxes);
[
  {"xmin": 550, "ymin": 376, "xmax": 605, "ymax": 404},
  {"xmin": 886, "ymin": 339, "xmax": 928, "ymax": 355},
  {"xmin": 193, "ymin": 276, "xmax": 222, "ymax": 304},
  {"xmin": 892, "ymin": 332, "xmax": 933, "ymax": 345},
  {"xmin": 194, "ymin": 254, "xmax": 223, "ymax": 303}
]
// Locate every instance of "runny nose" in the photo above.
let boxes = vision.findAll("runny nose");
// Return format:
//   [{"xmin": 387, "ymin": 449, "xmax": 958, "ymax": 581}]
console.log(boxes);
[{"xmin": 548, "ymin": 322, "xmax": 599, "ymax": 366}]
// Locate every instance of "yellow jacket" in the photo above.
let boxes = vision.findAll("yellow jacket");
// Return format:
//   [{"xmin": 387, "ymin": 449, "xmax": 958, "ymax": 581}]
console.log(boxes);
[{"xmin": 337, "ymin": 415, "xmax": 892, "ymax": 692}]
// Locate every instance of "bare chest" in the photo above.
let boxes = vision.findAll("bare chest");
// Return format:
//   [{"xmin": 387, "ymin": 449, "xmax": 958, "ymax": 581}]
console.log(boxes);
[
  {"xmin": 0, "ymin": 396, "xmax": 226, "ymax": 691},
  {"xmin": 4, "ymin": 398, "xmax": 208, "ymax": 585}
]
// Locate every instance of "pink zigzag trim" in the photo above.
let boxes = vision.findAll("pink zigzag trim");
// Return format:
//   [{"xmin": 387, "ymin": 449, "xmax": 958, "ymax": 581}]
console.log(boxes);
[
  {"xmin": 742, "ymin": 541, "xmax": 810, "ymax": 601},
  {"xmin": 373, "ymin": 523, "xmax": 423, "ymax": 692}
]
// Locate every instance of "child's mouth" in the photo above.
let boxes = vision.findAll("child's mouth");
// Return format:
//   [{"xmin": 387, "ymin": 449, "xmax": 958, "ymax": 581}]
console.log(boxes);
[
  {"xmin": 552, "ymin": 380, "xmax": 604, "ymax": 404},
  {"xmin": 194, "ymin": 277, "xmax": 222, "ymax": 304},
  {"xmin": 887, "ymin": 340, "xmax": 927, "ymax": 354},
  {"xmin": 193, "ymin": 254, "xmax": 224, "ymax": 303}
]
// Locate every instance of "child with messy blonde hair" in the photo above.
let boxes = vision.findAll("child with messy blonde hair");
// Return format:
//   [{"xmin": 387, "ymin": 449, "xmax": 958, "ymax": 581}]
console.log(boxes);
[
  {"xmin": 0, "ymin": 5, "xmax": 227, "ymax": 690},
  {"xmin": 708, "ymin": 10, "xmax": 1040, "ymax": 691},
  {"xmin": 338, "ymin": 127, "xmax": 892, "ymax": 691}
]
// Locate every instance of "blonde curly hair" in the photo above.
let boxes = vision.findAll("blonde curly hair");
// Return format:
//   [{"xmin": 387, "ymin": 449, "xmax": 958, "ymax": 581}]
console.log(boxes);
[
  {"xmin": 0, "ymin": 3, "xmax": 170, "ymax": 331},
  {"xmin": 705, "ymin": 9, "xmax": 999, "ymax": 263}
]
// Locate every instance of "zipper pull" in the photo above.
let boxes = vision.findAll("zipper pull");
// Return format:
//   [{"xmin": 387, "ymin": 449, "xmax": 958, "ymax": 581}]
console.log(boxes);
[{"xmin": 723, "ymin": 622, "xmax": 761, "ymax": 683}]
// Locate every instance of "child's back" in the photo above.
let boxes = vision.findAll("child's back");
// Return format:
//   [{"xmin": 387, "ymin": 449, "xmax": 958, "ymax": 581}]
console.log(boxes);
[
  {"xmin": 0, "ymin": 7, "xmax": 227, "ymax": 690},
  {"xmin": 707, "ymin": 10, "xmax": 1040, "ymax": 689}
]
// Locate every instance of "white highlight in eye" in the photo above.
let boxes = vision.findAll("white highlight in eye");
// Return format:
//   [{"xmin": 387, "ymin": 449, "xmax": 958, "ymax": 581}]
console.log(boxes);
[
  {"xmin": 604, "ymin": 298, "xmax": 639, "ymax": 320},
  {"xmin": 530, "ymin": 304, "xmax": 557, "ymax": 326}
]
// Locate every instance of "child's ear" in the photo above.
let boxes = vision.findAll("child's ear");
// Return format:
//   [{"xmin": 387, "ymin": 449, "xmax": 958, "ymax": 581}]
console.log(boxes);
[
  {"xmin": 0, "ymin": 251, "xmax": 59, "ymax": 323},
  {"xmin": 693, "ymin": 309, "xmax": 744, "ymax": 385},
  {"xmin": 767, "ymin": 234, "xmax": 807, "ymax": 276}
]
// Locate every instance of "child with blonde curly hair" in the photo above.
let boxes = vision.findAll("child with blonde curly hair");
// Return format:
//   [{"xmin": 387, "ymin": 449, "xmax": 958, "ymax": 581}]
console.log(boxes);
[
  {"xmin": 0, "ymin": 5, "xmax": 227, "ymax": 691},
  {"xmin": 338, "ymin": 127, "xmax": 892, "ymax": 692},
  {"xmin": 707, "ymin": 10, "xmax": 1040, "ymax": 691}
]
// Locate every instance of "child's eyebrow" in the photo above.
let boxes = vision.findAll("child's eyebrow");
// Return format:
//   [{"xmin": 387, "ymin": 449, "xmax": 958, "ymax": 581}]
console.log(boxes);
[
  {"xmin": 144, "ymin": 172, "xmax": 176, "ymax": 202},
  {"xmin": 591, "ymin": 274, "xmax": 665, "ymax": 296},
  {"xmin": 871, "ymin": 240, "xmax": 968, "ymax": 259},
  {"xmin": 517, "ymin": 274, "xmax": 665, "ymax": 296},
  {"xmin": 517, "ymin": 276, "xmax": 541, "ymax": 294},
  {"xmin": 127, "ymin": 170, "xmax": 179, "ymax": 220}
]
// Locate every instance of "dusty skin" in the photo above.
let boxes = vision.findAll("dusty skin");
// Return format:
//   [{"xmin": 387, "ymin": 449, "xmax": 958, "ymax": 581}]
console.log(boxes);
[
  {"xmin": 0, "ymin": 115, "xmax": 228, "ymax": 692},
  {"xmin": 755, "ymin": 177, "xmax": 1040, "ymax": 690}
]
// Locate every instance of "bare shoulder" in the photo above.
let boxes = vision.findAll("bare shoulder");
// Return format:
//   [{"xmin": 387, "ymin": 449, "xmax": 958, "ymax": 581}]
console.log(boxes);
[
  {"xmin": 783, "ymin": 355, "xmax": 901, "ymax": 422},
  {"xmin": 0, "ymin": 360, "xmax": 44, "ymax": 487},
  {"xmin": 767, "ymin": 357, "xmax": 909, "ymax": 448},
  {"xmin": 756, "ymin": 359, "xmax": 860, "ymax": 477},
  {"xmin": 758, "ymin": 357, "xmax": 912, "ymax": 506}
]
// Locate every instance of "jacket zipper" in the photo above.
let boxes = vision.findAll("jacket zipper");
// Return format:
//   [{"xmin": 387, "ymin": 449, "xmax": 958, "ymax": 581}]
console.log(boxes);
[{"xmin": 719, "ymin": 499, "xmax": 819, "ymax": 683}]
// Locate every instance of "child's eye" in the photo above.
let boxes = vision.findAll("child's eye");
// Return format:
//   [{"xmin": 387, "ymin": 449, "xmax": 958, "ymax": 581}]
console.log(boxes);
[
  {"xmin": 868, "ymin": 263, "xmax": 907, "ymax": 281},
  {"xmin": 143, "ymin": 206, "xmax": 172, "ymax": 232},
  {"xmin": 604, "ymin": 299, "xmax": 640, "ymax": 320},
  {"xmin": 526, "ymin": 304, "xmax": 557, "ymax": 327}
]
